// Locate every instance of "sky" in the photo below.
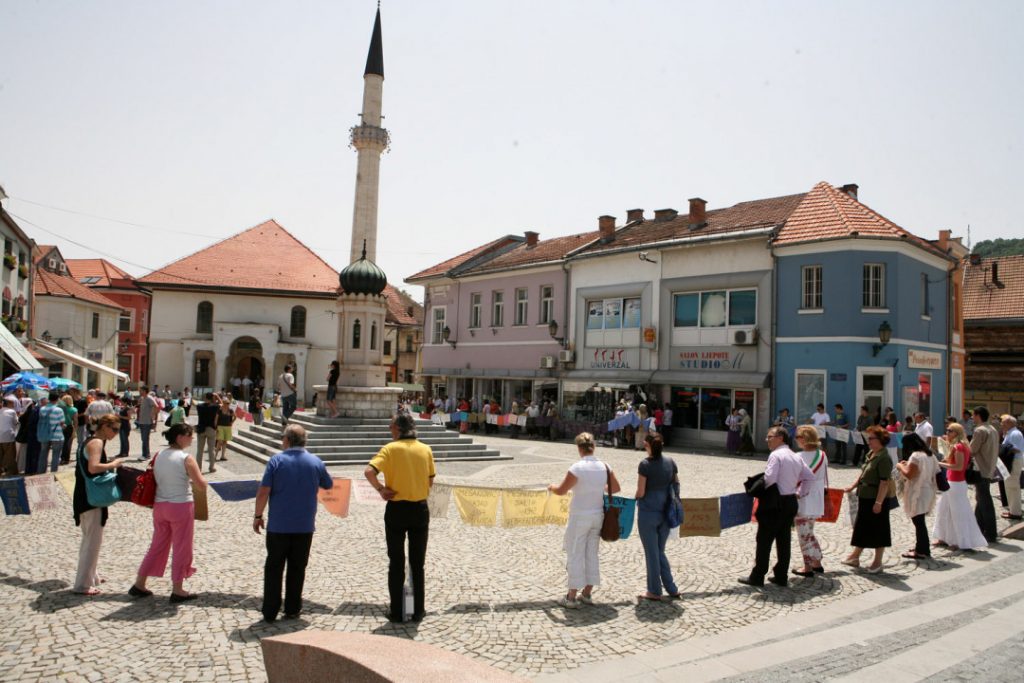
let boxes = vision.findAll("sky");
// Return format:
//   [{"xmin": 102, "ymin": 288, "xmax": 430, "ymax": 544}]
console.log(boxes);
[{"xmin": 1, "ymin": 0, "xmax": 1021, "ymax": 302}]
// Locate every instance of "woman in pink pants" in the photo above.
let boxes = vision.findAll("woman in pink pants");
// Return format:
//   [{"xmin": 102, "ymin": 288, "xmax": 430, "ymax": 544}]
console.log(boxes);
[{"xmin": 129, "ymin": 423, "xmax": 207, "ymax": 603}]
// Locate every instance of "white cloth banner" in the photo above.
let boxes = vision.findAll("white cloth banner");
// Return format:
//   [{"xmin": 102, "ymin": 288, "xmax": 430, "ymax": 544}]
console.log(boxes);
[
  {"xmin": 850, "ymin": 431, "xmax": 865, "ymax": 445},
  {"xmin": 815, "ymin": 426, "xmax": 827, "ymax": 439},
  {"xmin": 427, "ymin": 483, "xmax": 452, "ymax": 520},
  {"xmin": 825, "ymin": 426, "xmax": 838, "ymax": 440},
  {"xmin": 834, "ymin": 428, "xmax": 850, "ymax": 444},
  {"xmin": 352, "ymin": 479, "xmax": 386, "ymax": 504}
]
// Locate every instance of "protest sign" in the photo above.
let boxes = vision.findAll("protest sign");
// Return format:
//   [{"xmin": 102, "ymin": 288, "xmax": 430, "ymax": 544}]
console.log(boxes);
[
  {"xmin": 719, "ymin": 492, "xmax": 754, "ymax": 530},
  {"xmin": 24, "ymin": 474, "xmax": 60, "ymax": 511},
  {"xmin": 501, "ymin": 489, "xmax": 547, "ymax": 528},
  {"xmin": 0, "ymin": 477, "xmax": 29, "ymax": 515},
  {"xmin": 604, "ymin": 495, "xmax": 636, "ymax": 539},
  {"xmin": 679, "ymin": 497, "xmax": 721, "ymax": 537},
  {"xmin": 192, "ymin": 483, "xmax": 208, "ymax": 521},
  {"xmin": 209, "ymin": 480, "xmax": 261, "ymax": 502},
  {"xmin": 454, "ymin": 487, "xmax": 500, "ymax": 526},
  {"xmin": 352, "ymin": 479, "xmax": 386, "ymax": 504},
  {"xmin": 318, "ymin": 478, "xmax": 352, "ymax": 518},
  {"xmin": 541, "ymin": 491, "xmax": 571, "ymax": 525},
  {"xmin": 428, "ymin": 483, "xmax": 452, "ymax": 520}
]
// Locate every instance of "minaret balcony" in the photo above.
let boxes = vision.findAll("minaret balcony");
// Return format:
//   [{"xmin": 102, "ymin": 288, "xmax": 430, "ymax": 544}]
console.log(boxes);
[{"xmin": 349, "ymin": 124, "xmax": 390, "ymax": 151}]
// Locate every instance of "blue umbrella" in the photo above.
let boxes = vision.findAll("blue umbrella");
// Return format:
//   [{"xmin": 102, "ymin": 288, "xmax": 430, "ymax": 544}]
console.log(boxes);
[
  {"xmin": 46, "ymin": 377, "xmax": 82, "ymax": 391},
  {"xmin": 1, "ymin": 371, "xmax": 51, "ymax": 392}
]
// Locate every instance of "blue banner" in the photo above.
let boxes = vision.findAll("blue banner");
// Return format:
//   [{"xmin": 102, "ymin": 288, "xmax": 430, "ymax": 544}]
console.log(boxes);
[
  {"xmin": 0, "ymin": 477, "xmax": 30, "ymax": 515},
  {"xmin": 718, "ymin": 492, "xmax": 754, "ymax": 530},
  {"xmin": 604, "ymin": 494, "xmax": 636, "ymax": 539},
  {"xmin": 209, "ymin": 480, "xmax": 261, "ymax": 502}
]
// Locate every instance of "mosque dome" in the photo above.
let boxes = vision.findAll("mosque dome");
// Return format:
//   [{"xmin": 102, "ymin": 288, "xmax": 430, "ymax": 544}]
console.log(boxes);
[{"xmin": 339, "ymin": 242, "xmax": 387, "ymax": 295}]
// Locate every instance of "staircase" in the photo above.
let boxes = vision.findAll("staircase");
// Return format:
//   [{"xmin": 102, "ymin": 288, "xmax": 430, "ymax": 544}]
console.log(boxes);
[{"xmin": 227, "ymin": 413, "xmax": 511, "ymax": 465}]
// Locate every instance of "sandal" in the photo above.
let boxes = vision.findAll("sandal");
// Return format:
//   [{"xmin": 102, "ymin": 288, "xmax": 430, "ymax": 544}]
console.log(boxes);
[
  {"xmin": 792, "ymin": 568, "xmax": 815, "ymax": 577},
  {"xmin": 74, "ymin": 587, "xmax": 101, "ymax": 596},
  {"xmin": 841, "ymin": 558, "xmax": 860, "ymax": 567}
]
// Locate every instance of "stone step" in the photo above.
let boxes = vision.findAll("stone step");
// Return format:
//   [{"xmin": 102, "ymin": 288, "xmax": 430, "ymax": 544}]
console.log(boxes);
[
  {"xmin": 242, "ymin": 431, "xmax": 468, "ymax": 448},
  {"xmin": 226, "ymin": 439, "xmax": 509, "ymax": 465}
]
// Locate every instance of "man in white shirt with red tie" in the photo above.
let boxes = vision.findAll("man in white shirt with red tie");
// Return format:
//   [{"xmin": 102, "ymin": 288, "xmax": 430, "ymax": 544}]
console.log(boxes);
[{"xmin": 740, "ymin": 426, "xmax": 815, "ymax": 588}]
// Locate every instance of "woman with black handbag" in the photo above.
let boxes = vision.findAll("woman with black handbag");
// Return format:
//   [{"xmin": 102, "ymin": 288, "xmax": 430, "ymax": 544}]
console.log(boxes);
[
  {"xmin": 548, "ymin": 432, "xmax": 620, "ymax": 609},
  {"xmin": 635, "ymin": 433, "xmax": 681, "ymax": 601}
]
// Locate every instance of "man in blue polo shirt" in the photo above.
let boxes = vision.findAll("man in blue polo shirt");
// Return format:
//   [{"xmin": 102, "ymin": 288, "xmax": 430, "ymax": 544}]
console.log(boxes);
[
  {"xmin": 253, "ymin": 424, "xmax": 333, "ymax": 622},
  {"xmin": 37, "ymin": 392, "xmax": 66, "ymax": 473}
]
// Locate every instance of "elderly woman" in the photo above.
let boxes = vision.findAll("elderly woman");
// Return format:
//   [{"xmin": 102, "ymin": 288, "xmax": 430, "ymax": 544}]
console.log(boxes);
[
  {"xmin": 72, "ymin": 414, "xmax": 128, "ymax": 595},
  {"xmin": 792, "ymin": 425, "xmax": 828, "ymax": 576},
  {"xmin": 636, "ymin": 433, "xmax": 680, "ymax": 600},
  {"xmin": 932, "ymin": 423, "xmax": 988, "ymax": 551},
  {"xmin": 842, "ymin": 425, "xmax": 893, "ymax": 573},
  {"xmin": 737, "ymin": 409, "xmax": 755, "ymax": 455},
  {"xmin": 635, "ymin": 404, "xmax": 650, "ymax": 450},
  {"xmin": 130, "ymin": 423, "xmax": 208, "ymax": 602},
  {"xmin": 896, "ymin": 433, "xmax": 939, "ymax": 559},
  {"xmin": 725, "ymin": 408, "xmax": 742, "ymax": 454},
  {"xmin": 548, "ymin": 432, "xmax": 620, "ymax": 609}
]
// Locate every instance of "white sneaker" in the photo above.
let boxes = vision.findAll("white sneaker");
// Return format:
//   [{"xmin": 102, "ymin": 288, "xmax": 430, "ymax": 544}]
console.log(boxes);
[
  {"xmin": 577, "ymin": 593, "xmax": 593, "ymax": 605},
  {"xmin": 557, "ymin": 596, "xmax": 580, "ymax": 609}
]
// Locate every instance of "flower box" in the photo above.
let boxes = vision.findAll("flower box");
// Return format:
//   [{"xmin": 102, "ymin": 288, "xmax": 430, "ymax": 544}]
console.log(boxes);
[
  {"xmin": 2, "ymin": 254, "xmax": 15, "ymax": 270},
  {"xmin": 17, "ymin": 264, "xmax": 28, "ymax": 279}
]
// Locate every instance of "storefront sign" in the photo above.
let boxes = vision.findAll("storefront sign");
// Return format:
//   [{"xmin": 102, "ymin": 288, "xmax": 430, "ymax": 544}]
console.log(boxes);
[
  {"xmin": 908, "ymin": 349, "xmax": 942, "ymax": 369},
  {"xmin": 586, "ymin": 348, "xmax": 636, "ymax": 369},
  {"xmin": 674, "ymin": 347, "xmax": 756, "ymax": 371}
]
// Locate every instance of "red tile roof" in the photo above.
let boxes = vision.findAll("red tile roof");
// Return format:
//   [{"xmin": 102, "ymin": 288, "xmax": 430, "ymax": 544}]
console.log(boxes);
[
  {"xmin": 461, "ymin": 231, "xmax": 601, "ymax": 274},
  {"xmin": 383, "ymin": 286, "xmax": 423, "ymax": 326},
  {"xmin": 34, "ymin": 268, "xmax": 122, "ymax": 309},
  {"xmin": 65, "ymin": 258, "xmax": 134, "ymax": 288},
  {"xmin": 963, "ymin": 255, "xmax": 1024, "ymax": 321},
  {"xmin": 136, "ymin": 220, "xmax": 340, "ymax": 295},
  {"xmin": 406, "ymin": 236, "xmax": 523, "ymax": 281},
  {"xmin": 578, "ymin": 193, "xmax": 807, "ymax": 256},
  {"xmin": 775, "ymin": 182, "xmax": 947, "ymax": 258}
]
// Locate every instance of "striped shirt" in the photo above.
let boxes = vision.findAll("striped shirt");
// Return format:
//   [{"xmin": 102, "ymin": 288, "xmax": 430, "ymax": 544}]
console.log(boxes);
[{"xmin": 37, "ymin": 404, "xmax": 66, "ymax": 442}]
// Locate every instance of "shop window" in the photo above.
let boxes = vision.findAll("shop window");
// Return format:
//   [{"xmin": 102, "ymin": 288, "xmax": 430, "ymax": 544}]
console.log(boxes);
[
  {"xmin": 862, "ymin": 264, "xmax": 885, "ymax": 308},
  {"xmin": 514, "ymin": 288, "xmax": 528, "ymax": 326},
  {"xmin": 196, "ymin": 301, "xmax": 213, "ymax": 333},
  {"xmin": 795, "ymin": 370, "xmax": 826, "ymax": 424},
  {"xmin": 903, "ymin": 372, "xmax": 932, "ymax": 418},
  {"xmin": 604, "ymin": 300, "xmax": 622, "ymax": 329},
  {"xmin": 700, "ymin": 388, "xmax": 732, "ymax": 431},
  {"xmin": 539, "ymin": 285, "xmax": 553, "ymax": 324},
  {"xmin": 469, "ymin": 293, "xmax": 481, "ymax": 328},
  {"xmin": 290, "ymin": 306, "xmax": 307, "ymax": 337},
  {"xmin": 728, "ymin": 290, "xmax": 757, "ymax": 325},
  {"xmin": 672, "ymin": 387, "xmax": 700, "ymax": 429},
  {"xmin": 48, "ymin": 362, "xmax": 64, "ymax": 379},
  {"xmin": 802, "ymin": 265, "xmax": 823, "ymax": 310}
]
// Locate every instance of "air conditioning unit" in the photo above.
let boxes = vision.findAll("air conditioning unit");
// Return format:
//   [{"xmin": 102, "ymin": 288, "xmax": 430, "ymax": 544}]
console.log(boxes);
[
  {"xmin": 558, "ymin": 349, "xmax": 575, "ymax": 363},
  {"xmin": 540, "ymin": 355, "xmax": 555, "ymax": 369},
  {"xmin": 733, "ymin": 327, "xmax": 758, "ymax": 346}
]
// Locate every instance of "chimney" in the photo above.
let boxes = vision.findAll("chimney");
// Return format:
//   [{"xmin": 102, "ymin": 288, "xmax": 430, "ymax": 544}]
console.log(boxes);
[
  {"xmin": 992, "ymin": 262, "xmax": 1003, "ymax": 288},
  {"xmin": 841, "ymin": 183, "xmax": 859, "ymax": 200},
  {"xmin": 626, "ymin": 208, "xmax": 644, "ymax": 223},
  {"xmin": 937, "ymin": 229, "xmax": 951, "ymax": 250},
  {"xmin": 688, "ymin": 197, "xmax": 707, "ymax": 229},
  {"xmin": 653, "ymin": 208, "xmax": 678, "ymax": 222},
  {"xmin": 598, "ymin": 215, "xmax": 616, "ymax": 241},
  {"xmin": 524, "ymin": 231, "xmax": 539, "ymax": 247},
  {"xmin": 969, "ymin": 253, "xmax": 982, "ymax": 266}
]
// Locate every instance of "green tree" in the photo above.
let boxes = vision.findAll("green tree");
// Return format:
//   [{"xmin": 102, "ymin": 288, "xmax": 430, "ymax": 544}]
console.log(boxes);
[{"xmin": 973, "ymin": 238, "xmax": 1024, "ymax": 257}]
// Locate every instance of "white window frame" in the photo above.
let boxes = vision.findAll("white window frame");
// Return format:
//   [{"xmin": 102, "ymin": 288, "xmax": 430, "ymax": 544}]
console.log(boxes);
[
  {"xmin": 491, "ymin": 291, "xmax": 504, "ymax": 327},
  {"xmin": 118, "ymin": 309, "xmax": 134, "ymax": 333},
  {"xmin": 514, "ymin": 288, "xmax": 528, "ymax": 326},
  {"xmin": 431, "ymin": 307, "xmax": 446, "ymax": 344},
  {"xmin": 862, "ymin": 263, "xmax": 886, "ymax": 310},
  {"xmin": 794, "ymin": 369, "xmax": 827, "ymax": 425},
  {"xmin": 801, "ymin": 265, "xmax": 823, "ymax": 311},
  {"xmin": 469, "ymin": 293, "xmax": 482, "ymax": 328},
  {"xmin": 539, "ymin": 285, "xmax": 554, "ymax": 325}
]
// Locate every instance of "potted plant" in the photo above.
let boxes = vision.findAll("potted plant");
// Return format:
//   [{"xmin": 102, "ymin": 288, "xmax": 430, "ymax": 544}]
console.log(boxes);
[
  {"xmin": 0, "ymin": 314, "xmax": 8, "ymax": 324},
  {"xmin": 17, "ymin": 264, "xmax": 28, "ymax": 279},
  {"xmin": 15, "ymin": 320, "xmax": 27, "ymax": 333},
  {"xmin": 3, "ymin": 253, "xmax": 15, "ymax": 269}
]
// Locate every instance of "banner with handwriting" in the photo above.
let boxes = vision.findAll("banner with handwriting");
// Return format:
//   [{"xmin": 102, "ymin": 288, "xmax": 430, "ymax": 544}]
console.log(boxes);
[
  {"xmin": 679, "ymin": 497, "xmax": 721, "ymax": 537},
  {"xmin": 454, "ymin": 487, "xmax": 500, "ymax": 526},
  {"xmin": 428, "ymin": 483, "xmax": 452, "ymax": 520},
  {"xmin": 501, "ymin": 489, "xmax": 548, "ymax": 528},
  {"xmin": 23, "ymin": 475, "xmax": 60, "ymax": 511},
  {"xmin": 542, "ymin": 491, "xmax": 571, "ymax": 525}
]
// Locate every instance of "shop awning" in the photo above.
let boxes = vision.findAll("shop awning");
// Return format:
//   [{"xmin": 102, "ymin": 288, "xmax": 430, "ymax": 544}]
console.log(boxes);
[
  {"xmin": 387, "ymin": 381, "xmax": 425, "ymax": 392},
  {"xmin": 0, "ymin": 325, "xmax": 43, "ymax": 371},
  {"xmin": 33, "ymin": 340, "xmax": 129, "ymax": 381}
]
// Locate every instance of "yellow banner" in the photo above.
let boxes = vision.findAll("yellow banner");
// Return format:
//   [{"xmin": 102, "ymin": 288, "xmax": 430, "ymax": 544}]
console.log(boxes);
[
  {"xmin": 453, "ymin": 487, "xmax": 500, "ymax": 526},
  {"xmin": 55, "ymin": 470, "xmax": 76, "ymax": 498},
  {"xmin": 679, "ymin": 497, "xmax": 721, "ymax": 537},
  {"xmin": 500, "ymin": 489, "xmax": 548, "ymax": 528},
  {"xmin": 542, "ymin": 491, "xmax": 572, "ymax": 526}
]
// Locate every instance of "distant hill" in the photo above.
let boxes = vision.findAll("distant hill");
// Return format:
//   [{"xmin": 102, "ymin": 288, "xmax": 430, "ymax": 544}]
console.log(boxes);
[{"xmin": 973, "ymin": 238, "xmax": 1024, "ymax": 258}]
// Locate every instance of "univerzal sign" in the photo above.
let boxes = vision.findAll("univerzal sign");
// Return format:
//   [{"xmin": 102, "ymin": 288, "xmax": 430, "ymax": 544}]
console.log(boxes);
[{"xmin": 588, "ymin": 348, "xmax": 633, "ymax": 369}]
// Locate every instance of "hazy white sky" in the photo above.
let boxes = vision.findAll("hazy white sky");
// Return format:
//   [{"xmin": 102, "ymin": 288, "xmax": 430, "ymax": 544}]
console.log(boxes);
[{"xmin": 1, "ymin": 0, "xmax": 1021, "ymax": 301}]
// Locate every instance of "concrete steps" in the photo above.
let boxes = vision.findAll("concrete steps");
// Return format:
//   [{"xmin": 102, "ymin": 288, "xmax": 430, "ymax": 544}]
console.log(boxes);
[{"xmin": 227, "ymin": 413, "xmax": 511, "ymax": 466}]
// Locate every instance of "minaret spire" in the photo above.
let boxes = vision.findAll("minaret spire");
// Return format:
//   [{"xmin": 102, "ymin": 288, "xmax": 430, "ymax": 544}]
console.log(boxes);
[{"xmin": 349, "ymin": 6, "xmax": 389, "ymax": 265}]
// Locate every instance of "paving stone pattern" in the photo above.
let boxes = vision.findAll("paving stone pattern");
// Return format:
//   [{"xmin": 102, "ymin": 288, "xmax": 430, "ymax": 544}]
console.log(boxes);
[{"xmin": 1, "ymin": 426, "xmax": 1019, "ymax": 681}]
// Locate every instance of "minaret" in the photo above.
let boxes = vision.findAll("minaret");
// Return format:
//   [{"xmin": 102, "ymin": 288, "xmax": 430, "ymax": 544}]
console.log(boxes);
[{"xmin": 349, "ymin": 6, "xmax": 389, "ymax": 265}]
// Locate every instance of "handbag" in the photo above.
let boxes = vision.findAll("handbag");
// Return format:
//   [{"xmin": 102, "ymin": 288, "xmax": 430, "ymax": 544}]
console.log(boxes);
[
  {"xmin": 132, "ymin": 463, "xmax": 157, "ymax": 508},
  {"xmin": 885, "ymin": 476, "xmax": 900, "ymax": 510},
  {"xmin": 84, "ymin": 470, "xmax": 121, "ymax": 507},
  {"xmin": 600, "ymin": 465, "xmax": 621, "ymax": 542},
  {"xmin": 665, "ymin": 482, "xmax": 683, "ymax": 529},
  {"xmin": 935, "ymin": 468, "xmax": 950, "ymax": 492}
]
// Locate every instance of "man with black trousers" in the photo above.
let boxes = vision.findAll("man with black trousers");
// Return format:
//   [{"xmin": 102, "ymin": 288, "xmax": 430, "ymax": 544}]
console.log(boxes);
[
  {"xmin": 970, "ymin": 406, "xmax": 999, "ymax": 542},
  {"xmin": 253, "ymin": 424, "xmax": 333, "ymax": 622},
  {"xmin": 739, "ymin": 427, "xmax": 814, "ymax": 588},
  {"xmin": 194, "ymin": 393, "xmax": 219, "ymax": 473},
  {"xmin": 364, "ymin": 413, "xmax": 436, "ymax": 623}
]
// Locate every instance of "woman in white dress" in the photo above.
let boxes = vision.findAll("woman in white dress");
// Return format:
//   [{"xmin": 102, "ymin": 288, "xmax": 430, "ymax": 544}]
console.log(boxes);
[
  {"xmin": 792, "ymin": 426, "xmax": 828, "ymax": 576},
  {"xmin": 932, "ymin": 423, "xmax": 988, "ymax": 551},
  {"xmin": 896, "ymin": 433, "xmax": 939, "ymax": 559}
]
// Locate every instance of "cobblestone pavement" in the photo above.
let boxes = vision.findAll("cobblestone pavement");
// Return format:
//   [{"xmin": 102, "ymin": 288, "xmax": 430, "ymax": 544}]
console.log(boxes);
[{"xmin": 2, "ymin": 424, "xmax": 1022, "ymax": 681}]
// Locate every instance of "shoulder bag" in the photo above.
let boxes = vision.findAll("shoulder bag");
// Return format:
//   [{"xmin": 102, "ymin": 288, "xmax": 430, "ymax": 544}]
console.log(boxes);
[
  {"xmin": 132, "ymin": 453, "xmax": 159, "ymax": 508},
  {"xmin": 600, "ymin": 465, "xmax": 622, "ymax": 542},
  {"xmin": 82, "ymin": 458, "xmax": 121, "ymax": 508},
  {"xmin": 664, "ymin": 459, "xmax": 683, "ymax": 529}
]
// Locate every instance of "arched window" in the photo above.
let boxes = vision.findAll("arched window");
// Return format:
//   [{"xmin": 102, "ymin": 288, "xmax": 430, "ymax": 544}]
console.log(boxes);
[
  {"xmin": 290, "ymin": 306, "xmax": 307, "ymax": 337},
  {"xmin": 352, "ymin": 319, "xmax": 361, "ymax": 349},
  {"xmin": 196, "ymin": 301, "xmax": 213, "ymax": 333},
  {"xmin": 370, "ymin": 322, "xmax": 378, "ymax": 350}
]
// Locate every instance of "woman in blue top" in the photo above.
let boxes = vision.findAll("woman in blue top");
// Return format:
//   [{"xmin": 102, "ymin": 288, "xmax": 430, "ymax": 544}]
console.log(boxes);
[{"xmin": 635, "ymin": 433, "xmax": 681, "ymax": 601}]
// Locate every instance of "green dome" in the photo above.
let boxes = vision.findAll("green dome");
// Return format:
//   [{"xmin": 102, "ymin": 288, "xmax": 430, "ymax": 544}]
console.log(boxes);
[{"xmin": 340, "ymin": 243, "xmax": 387, "ymax": 295}]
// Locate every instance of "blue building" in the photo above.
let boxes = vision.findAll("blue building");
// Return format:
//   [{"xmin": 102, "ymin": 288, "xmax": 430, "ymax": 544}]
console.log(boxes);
[{"xmin": 773, "ymin": 182, "xmax": 958, "ymax": 430}]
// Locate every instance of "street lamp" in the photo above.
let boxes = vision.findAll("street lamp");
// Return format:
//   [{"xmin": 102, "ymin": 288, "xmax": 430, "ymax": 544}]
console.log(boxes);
[
  {"xmin": 548, "ymin": 319, "xmax": 566, "ymax": 347},
  {"xmin": 872, "ymin": 320, "xmax": 892, "ymax": 357},
  {"xmin": 441, "ymin": 325, "xmax": 456, "ymax": 349}
]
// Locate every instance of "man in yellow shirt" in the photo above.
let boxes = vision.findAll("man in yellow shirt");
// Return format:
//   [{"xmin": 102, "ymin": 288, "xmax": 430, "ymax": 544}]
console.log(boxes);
[{"xmin": 364, "ymin": 413, "xmax": 436, "ymax": 623}]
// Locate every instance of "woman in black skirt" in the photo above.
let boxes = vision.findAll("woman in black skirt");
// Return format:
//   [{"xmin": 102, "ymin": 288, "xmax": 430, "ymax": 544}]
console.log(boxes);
[{"xmin": 842, "ymin": 425, "xmax": 893, "ymax": 574}]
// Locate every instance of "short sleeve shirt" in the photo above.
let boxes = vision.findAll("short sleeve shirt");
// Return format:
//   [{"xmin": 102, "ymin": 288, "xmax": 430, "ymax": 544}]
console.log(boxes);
[
  {"xmin": 1004, "ymin": 428, "xmax": 1024, "ymax": 456},
  {"xmin": 568, "ymin": 456, "xmax": 609, "ymax": 515},
  {"xmin": 369, "ymin": 438, "xmax": 436, "ymax": 502},
  {"xmin": 638, "ymin": 456, "xmax": 676, "ymax": 492},
  {"xmin": 277, "ymin": 373, "xmax": 296, "ymax": 398},
  {"xmin": 811, "ymin": 412, "xmax": 830, "ymax": 426},
  {"xmin": 260, "ymin": 448, "xmax": 333, "ymax": 533},
  {"xmin": 859, "ymin": 450, "xmax": 894, "ymax": 500}
]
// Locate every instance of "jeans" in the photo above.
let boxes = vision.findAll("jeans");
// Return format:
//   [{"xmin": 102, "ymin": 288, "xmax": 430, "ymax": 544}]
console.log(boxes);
[
  {"xmin": 282, "ymin": 394, "xmax": 297, "ymax": 423},
  {"xmin": 40, "ymin": 440, "xmax": 64, "ymax": 472},
  {"xmin": 637, "ymin": 502, "xmax": 677, "ymax": 596},
  {"xmin": 911, "ymin": 513, "xmax": 930, "ymax": 556},
  {"xmin": 138, "ymin": 423, "xmax": 154, "ymax": 459},
  {"xmin": 195, "ymin": 427, "xmax": 217, "ymax": 471},
  {"xmin": 262, "ymin": 532, "xmax": 314, "ymax": 621},
  {"xmin": 384, "ymin": 500, "xmax": 429, "ymax": 619},
  {"xmin": 974, "ymin": 477, "xmax": 997, "ymax": 541},
  {"xmin": 750, "ymin": 495, "xmax": 799, "ymax": 584},
  {"xmin": 119, "ymin": 428, "xmax": 130, "ymax": 457}
]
